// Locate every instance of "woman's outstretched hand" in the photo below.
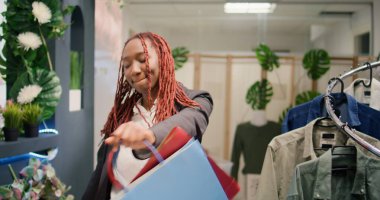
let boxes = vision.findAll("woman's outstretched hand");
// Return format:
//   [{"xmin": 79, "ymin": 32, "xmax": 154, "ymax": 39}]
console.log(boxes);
[{"xmin": 105, "ymin": 121, "xmax": 156, "ymax": 151}]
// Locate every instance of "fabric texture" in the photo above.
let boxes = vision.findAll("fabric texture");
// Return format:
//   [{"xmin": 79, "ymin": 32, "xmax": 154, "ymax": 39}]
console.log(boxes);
[
  {"xmin": 256, "ymin": 118, "xmax": 380, "ymax": 200},
  {"xmin": 230, "ymin": 121, "xmax": 281, "ymax": 180},
  {"xmin": 281, "ymin": 93, "xmax": 380, "ymax": 140},
  {"xmin": 82, "ymin": 85, "xmax": 213, "ymax": 200},
  {"xmin": 344, "ymin": 78, "xmax": 380, "ymax": 111},
  {"xmin": 287, "ymin": 147, "xmax": 380, "ymax": 200}
]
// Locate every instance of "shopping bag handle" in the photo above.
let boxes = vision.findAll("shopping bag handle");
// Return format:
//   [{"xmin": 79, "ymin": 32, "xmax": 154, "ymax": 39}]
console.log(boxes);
[{"xmin": 106, "ymin": 139, "xmax": 163, "ymax": 190}]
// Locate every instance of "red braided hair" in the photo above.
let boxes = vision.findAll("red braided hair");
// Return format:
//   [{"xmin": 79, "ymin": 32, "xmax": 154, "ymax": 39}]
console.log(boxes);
[{"xmin": 101, "ymin": 32, "xmax": 199, "ymax": 137}]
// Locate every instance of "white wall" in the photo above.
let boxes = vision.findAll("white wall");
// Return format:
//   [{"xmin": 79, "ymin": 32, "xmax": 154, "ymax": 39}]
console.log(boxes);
[
  {"xmin": 374, "ymin": 0, "xmax": 380, "ymax": 55},
  {"xmin": 312, "ymin": 19, "xmax": 355, "ymax": 56},
  {"xmin": 93, "ymin": 0, "xmax": 125, "ymax": 166},
  {"xmin": 311, "ymin": 6, "xmax": 371, "ymax": 56}
]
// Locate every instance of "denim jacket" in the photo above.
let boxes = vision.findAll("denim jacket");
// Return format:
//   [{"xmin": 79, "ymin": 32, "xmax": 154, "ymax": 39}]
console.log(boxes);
[{"xmin": 282, "ymin": 93, "xmax": 380, "ymax": 140}]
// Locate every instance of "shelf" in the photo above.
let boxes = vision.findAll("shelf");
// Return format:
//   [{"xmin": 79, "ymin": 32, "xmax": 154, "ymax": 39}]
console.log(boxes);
[{"xmin": 0, "ymin": 134, "xmax": 59, "ymax": 158}]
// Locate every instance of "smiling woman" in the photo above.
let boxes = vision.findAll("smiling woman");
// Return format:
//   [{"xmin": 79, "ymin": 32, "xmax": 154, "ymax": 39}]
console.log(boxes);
[{"xmin": 83, "ymin": 32, "xmax": 214, "ymax": 200}]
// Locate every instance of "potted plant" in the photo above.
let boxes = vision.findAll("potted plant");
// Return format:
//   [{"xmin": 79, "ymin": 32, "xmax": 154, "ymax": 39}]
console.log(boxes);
[
  {"xmin": 69, "ymin": 51, "xmax": 83, "ymax": 111},
  {"xmin": 22, "ymin": 103, "xmax": 42, "ymax": 137},
  {"xmin": 1, "ymin": 101, "xmax": 23, "ymax": 141},
  {"xmin": 0, "ymin": 158, "xmax": 74, "ymax": 199}
]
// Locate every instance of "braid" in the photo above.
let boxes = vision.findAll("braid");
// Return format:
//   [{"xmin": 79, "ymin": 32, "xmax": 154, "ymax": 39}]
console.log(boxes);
[{"xmin": 101, "ymin": 32, "xmax": 199, "ymax": 137}]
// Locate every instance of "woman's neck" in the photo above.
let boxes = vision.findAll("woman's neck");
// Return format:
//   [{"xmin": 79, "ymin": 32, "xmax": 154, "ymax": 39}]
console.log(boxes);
[
  {"xmin": 250, "ymin": 110, "xmax": 267, "ymax": 127},
  {"xmin": 141, "ymin": 89, "xmax": 158, "ymax": 110}
]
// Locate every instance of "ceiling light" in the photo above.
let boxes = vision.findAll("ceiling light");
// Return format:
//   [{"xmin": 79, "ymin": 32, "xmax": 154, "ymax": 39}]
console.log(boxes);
[{"xmin": 224, "ymin": 2, "xmax": 276, "ymax": 14}]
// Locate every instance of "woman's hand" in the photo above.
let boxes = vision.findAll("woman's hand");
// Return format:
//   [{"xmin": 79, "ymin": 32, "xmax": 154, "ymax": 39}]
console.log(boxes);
[{"xmin": 105, "ymin": 121, "xmax": 156, "ymax": 151}]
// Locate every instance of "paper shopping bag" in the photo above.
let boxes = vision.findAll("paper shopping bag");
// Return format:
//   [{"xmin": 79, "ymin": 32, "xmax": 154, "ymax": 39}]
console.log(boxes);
[
  {"xmin": 122, "ymin": 139, "xmax": 228, "ymax": 200},
  {"xmin": 130, "ymin": 127, "xmax": 240, "ymax": 199}
]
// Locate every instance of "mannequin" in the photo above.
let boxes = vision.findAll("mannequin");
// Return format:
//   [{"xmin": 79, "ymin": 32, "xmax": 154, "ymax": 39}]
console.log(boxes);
[
  {"xmin": 231, "ymin": 109, "xmax": 280, "ymax": 200},
  {"xmin": 249, "ymin": 110, "xmax": 267, "ymax": 127}
]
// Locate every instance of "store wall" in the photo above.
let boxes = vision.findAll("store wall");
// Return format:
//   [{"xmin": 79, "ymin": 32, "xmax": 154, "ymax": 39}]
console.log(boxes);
[
  {"xmin": 311, "ymin": 6, "xmax": 371, "ymax": 56},
  {"xmin": 93, "ymin": 0, "xmax": 124, "ymax": 166},
  {"xmin": 374, "ymin": 0, "xmax": 380, "ymax": 55}
]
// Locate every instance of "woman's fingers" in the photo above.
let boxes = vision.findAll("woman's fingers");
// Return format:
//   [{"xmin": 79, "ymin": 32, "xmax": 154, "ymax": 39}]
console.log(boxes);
[{"xmin": 104, "ymin": 122, "xmax": 156, "ymax": 150}]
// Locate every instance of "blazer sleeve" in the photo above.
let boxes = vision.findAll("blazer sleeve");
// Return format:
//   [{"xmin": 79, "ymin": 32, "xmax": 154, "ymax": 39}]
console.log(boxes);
[
  {"xmin": 134, "ymin": 86, "xmax": 213, "ymax": 159},
  {"xmin": 152, "ymin": 87, "xmax": 213, "ymax": 145}
]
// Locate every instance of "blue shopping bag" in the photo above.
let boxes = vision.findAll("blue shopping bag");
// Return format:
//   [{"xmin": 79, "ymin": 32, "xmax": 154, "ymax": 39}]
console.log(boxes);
[{"xmin": 122, "ymin": 139, "xmax": 228, "ymax": 200}]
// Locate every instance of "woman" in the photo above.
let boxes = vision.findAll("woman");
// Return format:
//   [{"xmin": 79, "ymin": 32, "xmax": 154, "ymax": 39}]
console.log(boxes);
[{"xmin": 83, "ymin": 32, "xmax": 213, "ymax": 200}]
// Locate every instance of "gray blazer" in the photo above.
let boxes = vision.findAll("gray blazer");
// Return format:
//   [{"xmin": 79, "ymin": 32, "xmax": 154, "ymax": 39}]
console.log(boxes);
[{"xmin": 82, "ymin": 85, "xmax": 213, "ymax": 200}]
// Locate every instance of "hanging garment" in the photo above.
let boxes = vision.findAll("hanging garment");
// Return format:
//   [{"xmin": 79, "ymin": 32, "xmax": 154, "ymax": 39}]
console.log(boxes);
[
  {"xmin": 256, "ymin": 118, "xmax": 380, "ymax": 200},
  {"xmin": 344, "ymin": 78, "xmax": 380, "ymax": 110},
  {"xmin": 281, "ymin": 93, "xmax": 380, "ymax": 140},
  {"xmin": 287, "ymin": 147, "xmax": 380, "ymax": 200},
  {"xmin": 230, "ymin": 121, "xmax": 281, "ymax": 180}
]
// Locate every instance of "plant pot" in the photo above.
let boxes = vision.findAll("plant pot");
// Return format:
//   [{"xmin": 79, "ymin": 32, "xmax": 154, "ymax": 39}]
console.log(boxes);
[
  {"xmin": 69, "ymin": 89, "xmax": 82, "ymax": 111},
  {"xmin": 3, "ymin": 127, "xmax": 19, "ymax": 141},
  {"xmin": 24, "ymin": 124, "xmax": 39, "ymax": 138}
]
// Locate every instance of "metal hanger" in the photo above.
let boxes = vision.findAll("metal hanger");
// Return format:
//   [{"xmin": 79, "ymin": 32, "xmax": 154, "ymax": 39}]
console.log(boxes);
[
  {"xmin": 324, "ymin": 60, "xmax": 380, "ymax": 157},
  {"xmin": 353, "ymin": 62, "xmax": 372, "ymax": 88}
]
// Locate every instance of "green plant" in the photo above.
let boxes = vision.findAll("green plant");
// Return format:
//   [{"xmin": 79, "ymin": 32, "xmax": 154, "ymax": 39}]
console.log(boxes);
[
  {"xmin": 22, "ymin": 103, "xmax": 42, "ymax": 125},
  {"xmin": 246, "ymin": 79, "xmax": 273, "ymax": 110},
  {"xmin": 295, "ymin": 90, "xmax": 321, "ymax": 105},
  {"xmin": 70, "ymin": 51, "xmax": 83, "ymax": 90},
  {"xmin": 302, "ymin": 49, "xmax": 330, "ymax": 80},
  {"xmin": 254, "ymin": 43, "xmax": 279, "ymax": 72},
  {"xmin": 0, "ymin": 158, "xmax": 74, "ymax": 200},
  {"xmin": 0, "ymin": 0, "xmax": 74, "ymax": 120},
  {"xmin": 2, "ymin": 102, "xmax": 23, "ymax": 129},
  {"xmin": 172, "ymin": 47, "xmax": 190, "ymax": 70},
  {"xmin": 278, "ymin": 90, "xmax": 321, "ymax": 124}
]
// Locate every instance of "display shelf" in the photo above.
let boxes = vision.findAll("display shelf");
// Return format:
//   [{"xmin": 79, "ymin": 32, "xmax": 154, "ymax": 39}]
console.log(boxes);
[{"xmin": 0, "ymin": 134, "xmax": 59, "ymax": 158}]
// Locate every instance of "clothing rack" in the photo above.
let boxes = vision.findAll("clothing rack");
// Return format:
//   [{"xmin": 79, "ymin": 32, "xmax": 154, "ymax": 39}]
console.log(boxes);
[{"xmin": 324, "ymin": 60, "xmax": 380, "ymax": 157}]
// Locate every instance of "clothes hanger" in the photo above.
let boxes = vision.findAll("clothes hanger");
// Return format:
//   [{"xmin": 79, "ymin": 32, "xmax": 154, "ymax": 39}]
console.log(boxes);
[
  {"xmin": 331, "ymin": 145, "xmax": 356, "ymax": 171},
  {"xmin": 324, "ymin": 61, "xmax": 380, "ymax": 157},
  {"xmin": 353, "ymin": 62, "xmax": 372, "ymax": 88},
  {"xmin": 327, "ymin": 77, "xmax": 346, "ymax": 111}
]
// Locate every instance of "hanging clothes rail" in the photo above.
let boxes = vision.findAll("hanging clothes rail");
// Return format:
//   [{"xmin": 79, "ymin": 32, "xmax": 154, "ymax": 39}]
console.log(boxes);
[{"xmin": 324, "ymin": 60, "xmax": 380, "ymax": 157}]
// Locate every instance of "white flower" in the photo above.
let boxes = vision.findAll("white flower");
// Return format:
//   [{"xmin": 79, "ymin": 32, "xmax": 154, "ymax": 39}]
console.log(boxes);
[
  {"xmin": 17, "ymin": 32, "xmax": 42, "ymax": 51},
  {"xmin": 32, "ymin": 1, "xmax": 52, "ymax": 24},
  {"xmin": 55, "ymin": 189, "xmax": 62, "ymax": 197},
  {"xmin": 17, "ymin": 84, "xmax": 43, "ymax": 104}
]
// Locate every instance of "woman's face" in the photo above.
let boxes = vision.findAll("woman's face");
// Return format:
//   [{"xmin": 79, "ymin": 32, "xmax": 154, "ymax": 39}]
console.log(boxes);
[{"xmin": 122, "ymin": 38, "xmax": 160, "ymax": 96}]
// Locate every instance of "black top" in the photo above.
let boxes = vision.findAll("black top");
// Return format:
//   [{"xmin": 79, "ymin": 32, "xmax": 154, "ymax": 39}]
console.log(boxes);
[{"xmin": 230, "ymin": 121, "xmax": 281, "ymax": 180}]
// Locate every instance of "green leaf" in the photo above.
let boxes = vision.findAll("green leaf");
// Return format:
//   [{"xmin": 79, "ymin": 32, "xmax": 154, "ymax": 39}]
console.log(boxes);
[
  {"xmin": 278, "ymin": 105, "xmax": 291, "ymax": 124},
  {"xmin": 295, "ymin": 90, "xmax": 321, "ymax": 105},
  {"xmin": 245, "ymin": 79, "xmax": 273, "ymax": 110},
  {"xmin": 302, "ymin": 49, "xmax": 331, "ymax": 80},
  {"xmin": 254, "ymin": 43, "xmax": 280, "ymax": 72},
  {"xmin": 9, "ymin": 68, "xmax": 62, "ymax": 121},
  {"xmin": 63, "ymin": 5, "xmax": 76, "ymax": 16},
  {"xmin": 172, "ymin": 47, "xmax": 190, "ymax": 70},
  {"xmin": 0, "ymin": 186, "xmax": 13, "ymax": 199},
  {"xmin": 70, "ymin": 51, "xmax": 83, "ymax": 89}
]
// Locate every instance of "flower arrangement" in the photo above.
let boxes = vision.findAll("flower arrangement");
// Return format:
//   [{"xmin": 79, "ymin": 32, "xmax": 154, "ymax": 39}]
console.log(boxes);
[
  {"xmin": 0, "ymin": 0, "xmax": 74, "ymax": 121},
  {"xmin": 0, "ymin": 158, "xmax": 74, "ymax": 200}
]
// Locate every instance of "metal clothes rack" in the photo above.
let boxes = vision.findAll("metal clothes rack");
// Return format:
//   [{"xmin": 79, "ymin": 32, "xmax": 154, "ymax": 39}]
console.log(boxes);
[{"xmin": 324, "ymin": 60, "xmax": 380, "ymax": 157}]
